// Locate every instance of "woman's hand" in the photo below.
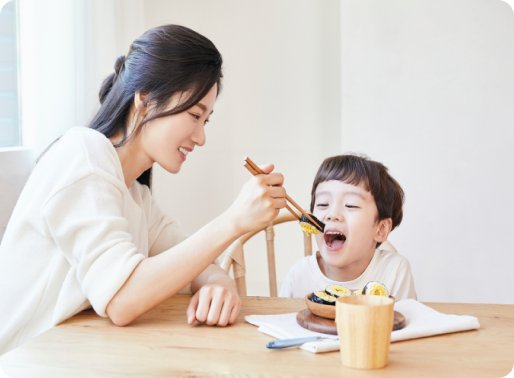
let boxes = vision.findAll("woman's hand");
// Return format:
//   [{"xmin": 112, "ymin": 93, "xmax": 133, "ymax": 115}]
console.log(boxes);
[
  {"xmin": 187, "ymin": 264, "xmax": 241, "ymax": 326},
  {"xmin": 226, "ymin": 163, "xmax": 287, "ymax": 235},
  {"xmin": 186, "ymin": 283, "xmax": 241, "ymax": 326}
]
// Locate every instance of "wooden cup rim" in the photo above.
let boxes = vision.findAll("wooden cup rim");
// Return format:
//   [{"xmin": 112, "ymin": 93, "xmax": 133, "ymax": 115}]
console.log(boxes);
[{"xmin": 336, "ymin": 295, "xmax": 394, "ymax": 307}]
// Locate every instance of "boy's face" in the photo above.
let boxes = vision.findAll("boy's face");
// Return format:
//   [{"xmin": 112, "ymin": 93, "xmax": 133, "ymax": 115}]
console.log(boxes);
[{"xmin": 312, "ymin": 180, "xmax": 387, "ymax": 270}]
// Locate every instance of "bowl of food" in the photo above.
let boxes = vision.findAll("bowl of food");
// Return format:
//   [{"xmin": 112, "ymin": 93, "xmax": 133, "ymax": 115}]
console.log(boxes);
[
  {"xmin": 305, "ymin": 282, "xmax": 394, "ymax": 320},
  {"xmin": 305, "ymin": 292, "xmax": 336, "ymax": 319}
]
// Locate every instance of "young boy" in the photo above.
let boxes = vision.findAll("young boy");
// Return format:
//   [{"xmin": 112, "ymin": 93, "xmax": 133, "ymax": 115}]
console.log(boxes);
[{"xmin": 279, "ymin": 154, "xmax": 416, "ymax": 300}]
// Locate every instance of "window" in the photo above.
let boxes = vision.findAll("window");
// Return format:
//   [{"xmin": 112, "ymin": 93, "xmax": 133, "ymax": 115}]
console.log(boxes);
[{"xmin": 0, "ymin": 0, "xmax": 20, "ymax": 148}]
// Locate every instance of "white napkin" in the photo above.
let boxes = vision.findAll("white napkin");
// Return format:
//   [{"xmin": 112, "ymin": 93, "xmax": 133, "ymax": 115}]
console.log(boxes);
[
  {"xmin": 390, "ymin": 299, "xmax": 480, "ymax": 342},
  {"xmin": 244, "ymin": 299, "xmax": 480, "ymax": 353},
  {"xmin": 245, "ymin": 312, "xmax": 340, "ymax": 353}
]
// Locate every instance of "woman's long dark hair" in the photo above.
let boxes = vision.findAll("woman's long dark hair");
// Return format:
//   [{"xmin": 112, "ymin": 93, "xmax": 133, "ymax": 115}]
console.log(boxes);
[{"xmin": 91, "ymin": 24, "xmax": 223, "ymax": 187}]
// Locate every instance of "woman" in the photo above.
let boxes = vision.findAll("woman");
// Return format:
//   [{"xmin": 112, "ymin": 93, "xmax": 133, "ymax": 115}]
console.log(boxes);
[{"xmin": 0, "ymin": 25, "xmax": 286, "ymax": 355}]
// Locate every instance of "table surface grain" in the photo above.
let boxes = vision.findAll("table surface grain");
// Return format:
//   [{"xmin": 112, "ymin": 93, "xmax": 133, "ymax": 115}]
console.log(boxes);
[{"xmin": 1, "ymin": 295, "xmax": 513, "ymax": 377}]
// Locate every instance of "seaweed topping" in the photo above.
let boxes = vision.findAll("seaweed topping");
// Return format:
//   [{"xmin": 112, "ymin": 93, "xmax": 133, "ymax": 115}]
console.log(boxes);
[
  {"xmin": 309, "ymin": 291, "xmax": 336, "ymax": 305},
  {"xmin": 363, "ymin": 281, "xmax": 389, "ymax": 297},
  {"xmin": 326, "ymin": 285, "xmax": 351, "ymax": 298}
]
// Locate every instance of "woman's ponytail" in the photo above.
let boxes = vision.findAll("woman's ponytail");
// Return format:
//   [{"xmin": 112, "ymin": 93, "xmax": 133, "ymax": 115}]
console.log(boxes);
[{"xmin": 98, "ymin": 55, "xmax": 126, "ymax": 104}]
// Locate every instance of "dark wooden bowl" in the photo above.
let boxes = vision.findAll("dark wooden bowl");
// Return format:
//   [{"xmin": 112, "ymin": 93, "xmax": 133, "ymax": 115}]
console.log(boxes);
[{"xmin": 305, "ymin": 294, "xmax": 396, "ymax": 320}]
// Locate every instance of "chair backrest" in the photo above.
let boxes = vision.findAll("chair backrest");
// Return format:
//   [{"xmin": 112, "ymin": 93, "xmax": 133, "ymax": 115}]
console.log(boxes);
[
  {"xmin": 220, "ymin": 210, "xmax": 399, "ymax": 297},
  {"xmin": 220, "ymin": 210, "xmax": 312, "ymax": 297}
]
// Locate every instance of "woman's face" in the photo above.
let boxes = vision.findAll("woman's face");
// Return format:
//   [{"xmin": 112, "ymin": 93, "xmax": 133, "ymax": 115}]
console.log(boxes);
[{"xmin": 141, "ymin": 84, "xmax": 217, "ymax": 174}]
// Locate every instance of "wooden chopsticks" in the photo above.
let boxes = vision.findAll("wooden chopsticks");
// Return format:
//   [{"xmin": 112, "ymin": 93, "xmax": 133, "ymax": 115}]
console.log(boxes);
[{"xmin": 243, "ymin": 156, "xmax": 320, "ymax": 227}]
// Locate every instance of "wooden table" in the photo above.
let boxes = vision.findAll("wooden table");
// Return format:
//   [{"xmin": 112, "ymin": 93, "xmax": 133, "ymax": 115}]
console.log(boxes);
[{"xmin": 1, "ymin": 295, "xmax": 513, "ymax": 377}]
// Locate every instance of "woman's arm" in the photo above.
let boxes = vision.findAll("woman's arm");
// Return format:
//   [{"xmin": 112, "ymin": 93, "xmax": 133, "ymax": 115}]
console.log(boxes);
[{"xmin": 106, "ymin": 167, "xmax": 285, "ymax": 326}]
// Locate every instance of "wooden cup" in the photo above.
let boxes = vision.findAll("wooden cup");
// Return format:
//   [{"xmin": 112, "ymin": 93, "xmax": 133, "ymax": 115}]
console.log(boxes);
[{"xmin": 336, "ymin": 295, "xmax": 394, "ymax": 369}]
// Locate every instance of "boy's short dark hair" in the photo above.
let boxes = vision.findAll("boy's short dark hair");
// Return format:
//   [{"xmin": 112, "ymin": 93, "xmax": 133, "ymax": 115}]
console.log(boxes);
[{"xmin": 310, "ymin": 154, "xmax": 405, "ymax": 231}]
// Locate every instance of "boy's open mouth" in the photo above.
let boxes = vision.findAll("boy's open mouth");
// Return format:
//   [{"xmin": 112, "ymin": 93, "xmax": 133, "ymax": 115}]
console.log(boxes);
[{"xmin": 324, "ymin": 231, "xmax": 346, "ymax": 250}]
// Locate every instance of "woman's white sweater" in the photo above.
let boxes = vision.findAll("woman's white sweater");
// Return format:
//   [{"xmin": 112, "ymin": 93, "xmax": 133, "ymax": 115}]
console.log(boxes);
[{"xmin": 0, "ymin": 127, "xmax": 189, "ymax": 355}]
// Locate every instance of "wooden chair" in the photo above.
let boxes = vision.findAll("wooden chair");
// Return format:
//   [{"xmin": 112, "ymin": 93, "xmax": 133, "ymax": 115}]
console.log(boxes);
[
  {"xmin": 220, "ymin": 210, "xmax": 399, "ymax": 297},
  {"xmin": 220, "ymin": 210, "xmax": 311, "ymax": 297}
]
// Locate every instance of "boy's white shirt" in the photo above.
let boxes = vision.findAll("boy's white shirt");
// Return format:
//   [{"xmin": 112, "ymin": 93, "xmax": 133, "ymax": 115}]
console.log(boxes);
[
  {"xmin": 0, "ymin": 127, "xmax": 190, "ymax": 356},
  {"xmin": 279, "ymin": 247, "xmax": 417, "ymax": 300}
]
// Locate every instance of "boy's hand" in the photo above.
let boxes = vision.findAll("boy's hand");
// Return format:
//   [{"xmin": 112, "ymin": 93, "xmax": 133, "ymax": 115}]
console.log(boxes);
[{"xmin": 186, "ymin": 281, "xmax": 241, "ymax": 326}]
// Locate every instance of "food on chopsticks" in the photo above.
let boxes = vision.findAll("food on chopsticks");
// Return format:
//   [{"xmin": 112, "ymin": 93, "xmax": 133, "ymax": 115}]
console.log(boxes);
[
  {"xmin": 299, "ymin": 213, "xmax": 325, "ymax": 235},
  {"xmin": 362, "ymin": 281, "xmax": 389, "ymax": 297},
  {"xmin": 325, "ymin": 285, "xmax": 351, "ymax": 298},
  {"xmin": 309, "ymin": 291, "xmax": 337, "ymax": 305}
]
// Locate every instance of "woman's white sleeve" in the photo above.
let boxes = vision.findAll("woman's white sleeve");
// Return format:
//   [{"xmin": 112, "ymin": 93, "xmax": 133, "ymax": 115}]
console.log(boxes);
[
  {"xmin": 145, "ymin": 192, "xmax": 192, "ymax": 293},
  {"xmin": 42, "ymin": 174, "xmax": 145, "ymax": 317},
  {"xmin": 146, "ymin": 193, "xmax": 189, "ymax": 258}
]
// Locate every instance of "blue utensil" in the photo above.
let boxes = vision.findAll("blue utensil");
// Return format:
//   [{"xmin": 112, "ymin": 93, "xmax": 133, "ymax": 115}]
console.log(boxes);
[{"xmin": 266, "ymin": 337, "xmax": 324, "ymax": 349}]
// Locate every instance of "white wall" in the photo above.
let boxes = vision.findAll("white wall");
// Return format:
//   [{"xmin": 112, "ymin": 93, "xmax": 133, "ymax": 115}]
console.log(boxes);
[
  {"xmin": 341, "ymin": 0, "xmax": 514, "ymax": 304},
  {"xmin": 19, "ymin": 0, "xmax": 145, "ymax": 157},
  {"xmin": 0, "ymin": 0, "xmax": 146, "ymax": 240},
  {"xmin": 145, "ymin": 0, "xmax": 341, "ymax": 296},
  {"xmin": 12, "ymin": 0, "xmax": 508, "ymax": 304}
]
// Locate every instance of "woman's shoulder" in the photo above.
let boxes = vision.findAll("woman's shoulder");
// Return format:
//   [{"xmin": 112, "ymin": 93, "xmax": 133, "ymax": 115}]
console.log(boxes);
[
  {"xmin": 31, "ymin": 127, "xmax": 126, "ymax": 199},
  {"xmin": 46, "ymin": 127, "xmax": 113, "ymax": 162},
  {"xmin": 65, "ymin": 127, "xmax": 120, "ymax": 167},
  {"xmin": 58, "ymin": 126, "xmax": 108, "ymax": 145},
  {"xmin": 56, "ymin": 127, "xmax": 125, "ymax": 185}
]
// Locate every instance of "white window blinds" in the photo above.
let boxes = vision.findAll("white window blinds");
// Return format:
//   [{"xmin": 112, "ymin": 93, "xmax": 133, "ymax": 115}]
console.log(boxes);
[{"xmin": 0, "ymin": 1, "xmax": 20, "ymax": 147}]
